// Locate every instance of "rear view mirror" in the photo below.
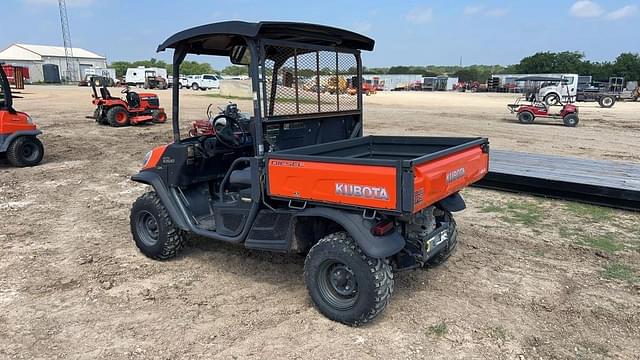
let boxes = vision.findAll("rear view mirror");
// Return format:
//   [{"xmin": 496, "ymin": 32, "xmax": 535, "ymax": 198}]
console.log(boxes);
[{"xmin": 230, "ymin": 45, "xmax": 250, "ymax": 65}]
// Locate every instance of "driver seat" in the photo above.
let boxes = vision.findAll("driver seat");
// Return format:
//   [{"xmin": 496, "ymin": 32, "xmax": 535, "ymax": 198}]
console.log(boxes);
[
  {"xmin": 126, "ymin": 91, "xmax": 140, "ymax": 108},
  {"xmin": 229, "ymin": 167, "xmax": 252, "ymax": 186}
]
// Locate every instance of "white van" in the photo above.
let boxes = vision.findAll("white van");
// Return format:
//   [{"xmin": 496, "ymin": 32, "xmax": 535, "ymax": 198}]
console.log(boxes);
[
  {"xmin": 187, "ymin": 74, "xmax": 222, "ymax": 90},
  {"xmin": 125, "ymin": 67, "xmax": 168, "ymax": 87}
]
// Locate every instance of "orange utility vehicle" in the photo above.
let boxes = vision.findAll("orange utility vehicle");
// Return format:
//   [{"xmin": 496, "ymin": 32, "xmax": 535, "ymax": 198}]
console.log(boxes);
[
  {"xmin": 129, "ymin": 21, "xmax": 489, "ymax": 325},
  {"xmin": 89, "ymin": 76, "xmax": 167, "ymax": 127},
  {"xmin": 0, "ymin": 65, "xmax": 44, "ymax": 167}
]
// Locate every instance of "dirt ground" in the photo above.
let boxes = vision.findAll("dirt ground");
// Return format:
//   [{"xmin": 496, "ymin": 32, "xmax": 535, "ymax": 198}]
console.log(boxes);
[{"xmin": 1, "ymin": 86, "xmax": 639, "ymax": 359}]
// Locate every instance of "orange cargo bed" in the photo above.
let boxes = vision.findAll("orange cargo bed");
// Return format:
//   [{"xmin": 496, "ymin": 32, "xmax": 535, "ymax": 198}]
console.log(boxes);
[{"xmin": 266, "ymin": 136, "xmax": 489, "ymax": 214}]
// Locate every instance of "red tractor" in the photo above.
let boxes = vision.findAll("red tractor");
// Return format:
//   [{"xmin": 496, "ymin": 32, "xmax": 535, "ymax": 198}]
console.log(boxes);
[
  {"xmin": 0, "ymin": 64, "xmax": 44, "ymax": 167},
  {"xmin": 89, "ymin": 76, "xmax": 167, "ymax": 127}
]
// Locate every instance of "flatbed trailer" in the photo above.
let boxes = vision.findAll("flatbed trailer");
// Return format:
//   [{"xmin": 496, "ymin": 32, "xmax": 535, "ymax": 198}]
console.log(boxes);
[{"xmin": 267, "ymin": 136, "xmax": 489, "ymax": 214}]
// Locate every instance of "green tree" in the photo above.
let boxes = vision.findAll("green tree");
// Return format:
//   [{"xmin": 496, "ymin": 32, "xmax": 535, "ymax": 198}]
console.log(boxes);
[{"xmin": 221, "ymin": 65, "xmax": 249, "ymax": 76}]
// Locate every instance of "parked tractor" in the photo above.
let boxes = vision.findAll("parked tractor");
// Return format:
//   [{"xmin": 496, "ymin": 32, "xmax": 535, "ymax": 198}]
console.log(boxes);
[
  {"xmin": 88, "ymin": 76, "xmax": 167, "ymax": 127},
  {"xmin": 0, "ymin": 64, "xmax": 44, "ymax": 167},
  {"xmin": 130, "ymin": 21, "xmax": 489, "ymax": 326}
]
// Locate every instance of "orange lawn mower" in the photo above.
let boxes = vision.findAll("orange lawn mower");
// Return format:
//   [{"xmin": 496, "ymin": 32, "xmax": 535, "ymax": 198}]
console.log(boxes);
[{"xmin": 88, "ymin": 76, "xmax": 167, "ymax": 127}]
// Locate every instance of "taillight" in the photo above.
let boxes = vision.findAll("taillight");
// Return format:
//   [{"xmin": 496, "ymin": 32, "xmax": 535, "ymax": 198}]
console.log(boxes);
[{"xmin": 372, "ymin": 219, "xmax": 394, "ymax": 236}]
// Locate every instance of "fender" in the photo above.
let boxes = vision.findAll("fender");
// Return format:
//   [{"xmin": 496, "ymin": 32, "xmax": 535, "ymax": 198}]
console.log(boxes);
[
  {"xmin": 131, "ymin": 171, "xmax": 190, "ymax": 230},
  {"xmin": 0, "ymin": 130, "xmax": 42, "ymax": 152},
  {"xmin": 293, "ymin": 207, "xmax": 405, "ymax": 258},
  {"xmin": 436, "ymin": 192, "xmax": 466, "ymax": 212}
]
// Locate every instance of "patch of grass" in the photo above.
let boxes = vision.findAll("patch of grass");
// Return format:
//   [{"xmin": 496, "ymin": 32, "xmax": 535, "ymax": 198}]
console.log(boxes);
[
  {"xmin": 602, "ymin": 263, "xmax": 637, "ymax": 282},
  {"xmin": 203, "ymin": 93, "xmax": 252, "ymax": 101},
  {"xmin": 531, "ymin": 249, "xmax": 545, "ymax": 257},
  {"xmin": 559, "ymin": 225, "xmax": 582, "ymax": 239},
  {"xmin": 565, "ymin": 203, "xmax": 612, "ymax": 221},
  {"xmin": 480, "ymin": 200, "xmax": 544, "ymax": 226},
  {"xmin": 578, "ymin": 233, "xmax": 624, "ymax": 253},
  {"xmin": 427, "ymin": 322, "xmax": 448, "ymax": 337},
  {"xmin": 488, "ymin": 325, "xmax": 508, "ymax": 340}
]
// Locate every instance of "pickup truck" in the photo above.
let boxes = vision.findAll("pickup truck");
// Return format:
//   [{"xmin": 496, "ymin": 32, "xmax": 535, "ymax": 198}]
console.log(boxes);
[{"xmin": 187, "ymin": 74, "xmax": 222, "ymax": 90}]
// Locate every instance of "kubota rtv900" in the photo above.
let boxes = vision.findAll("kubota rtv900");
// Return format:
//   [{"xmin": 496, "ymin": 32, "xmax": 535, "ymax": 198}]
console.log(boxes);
[{"xmin": 130, "ymin": 21, "xmax": 489, "ymax": 325}]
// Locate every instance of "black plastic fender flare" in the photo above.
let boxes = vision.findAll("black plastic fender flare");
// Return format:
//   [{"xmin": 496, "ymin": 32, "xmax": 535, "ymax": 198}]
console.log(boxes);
[
  {"xmin": 0, "ymin": 130, "xmax": 42, "ymax": 152},
  {"xmin": 292, "ymin": 207, "xmax": 406, "ymax": 259},
  {"xmin": 436, "ymin": 192, "xmax": 466, "ymax": 212},
  {"xmin": 131, "ymin": 171, "xmax": 190, "ymax": 230}
]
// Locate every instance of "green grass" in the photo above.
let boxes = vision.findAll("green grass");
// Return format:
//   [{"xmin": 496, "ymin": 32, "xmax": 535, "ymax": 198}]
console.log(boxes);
[
  {"xmin": 427, "ymin": 322, "xmax": 448, "ymax": 337},
  {"xmin": 578, "ymin": 233, "xmax": 624, "ymax": 253},
  {"xmin": 480, "ymin": 200, "xmax": 544, "ymax": 226},
  {"xmin": 565, "ymin": 203, "xmax": 612, "ymax": 221},
  {"xmin": 602, "ymin": 263, "xmax": 637, "ymax": 282},
  {"xmin": 488, "ymin": 325, "xmax": 508, "ymax": 340},
  {"xmin": 531, "ymin": 249, "xmax": 545, "ymax": 258}
]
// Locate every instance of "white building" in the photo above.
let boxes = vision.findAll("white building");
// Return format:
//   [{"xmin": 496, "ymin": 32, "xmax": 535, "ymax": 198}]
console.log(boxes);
[{"xmin": 0, "ymin": 43, "xmax": 107, "ymax": 83}]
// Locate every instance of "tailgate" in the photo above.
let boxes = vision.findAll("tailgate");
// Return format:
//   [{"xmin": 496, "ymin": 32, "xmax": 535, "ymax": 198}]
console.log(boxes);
[{"xmin": 409, "ymin": 145, "xmax": 489, "ymax": 213}]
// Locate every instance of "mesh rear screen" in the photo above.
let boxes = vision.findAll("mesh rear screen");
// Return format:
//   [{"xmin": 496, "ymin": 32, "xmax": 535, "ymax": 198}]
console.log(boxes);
[{"xmin": 264, "ymin": 46, "xmax": 358, "ymax": 117}]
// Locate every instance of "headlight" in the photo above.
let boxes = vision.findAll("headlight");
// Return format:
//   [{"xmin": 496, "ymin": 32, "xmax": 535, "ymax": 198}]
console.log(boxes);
[{"xmin": 142, "ymin": 151, "xmax": 152, "ymax": 167}]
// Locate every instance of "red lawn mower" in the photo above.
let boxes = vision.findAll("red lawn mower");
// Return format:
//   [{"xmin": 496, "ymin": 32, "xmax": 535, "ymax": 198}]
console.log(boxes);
[
  {"xmin": 88, "ymin": 76, "xmax": 167, "ymax": 127},
  {"xmin": 0, "ymin": 64, "xmax": 44, "ymax": 167},
  {"xmin": 507, "ymin": 76, "xmax": 579, "ymax": 127}
]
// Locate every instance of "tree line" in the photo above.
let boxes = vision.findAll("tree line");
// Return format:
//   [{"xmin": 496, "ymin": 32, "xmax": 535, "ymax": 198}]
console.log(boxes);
[
  {"xmin": 109, "ymin": 58, "xmax": 248, "ymax": 78},
  {"xmin": 364, "ymin": 52, "xmax": 640, "ymax": 83},
  {"xmin": 110, "ymin": 51, "xmax": 640, "ymax": 82}
]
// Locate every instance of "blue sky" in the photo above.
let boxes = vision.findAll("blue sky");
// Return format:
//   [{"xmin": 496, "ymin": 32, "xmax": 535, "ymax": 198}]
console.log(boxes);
[{"xmin": 1, "ymin": 0, "xmax": 638, "ymax": 69}]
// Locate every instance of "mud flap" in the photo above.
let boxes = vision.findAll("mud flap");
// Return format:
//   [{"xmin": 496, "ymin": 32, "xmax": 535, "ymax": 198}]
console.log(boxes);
[{"xmin": 131, "ymin": 171, "xmax": 189, "ymax": 230}]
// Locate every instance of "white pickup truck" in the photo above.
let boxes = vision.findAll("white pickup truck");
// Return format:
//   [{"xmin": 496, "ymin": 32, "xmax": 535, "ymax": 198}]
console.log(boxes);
[
  {"xmin": 167, "ymin": 75, "xmax": 189, "ymax": 89},
  {"xmin": 187, "ymin": 74, "xmax": 222, "ymax": 90}
]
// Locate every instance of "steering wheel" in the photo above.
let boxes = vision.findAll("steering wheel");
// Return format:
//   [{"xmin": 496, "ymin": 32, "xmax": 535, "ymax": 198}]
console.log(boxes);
[{"xmin": 214, "ymin": 115, "xmax": 247, "ymax": 148}]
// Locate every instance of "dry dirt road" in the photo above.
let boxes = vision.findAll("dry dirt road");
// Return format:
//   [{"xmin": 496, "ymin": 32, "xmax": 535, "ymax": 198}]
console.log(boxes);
[{"xmin": 1, "ymin": 86, "xmax": 639, "ymax": 359}]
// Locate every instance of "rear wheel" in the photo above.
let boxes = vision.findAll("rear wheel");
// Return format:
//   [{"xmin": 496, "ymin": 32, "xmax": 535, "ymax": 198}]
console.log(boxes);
[
  {"xmin": 178, "ymin": 83, "xmax": 183, "ymax": 89},
  {"xmin": 598, "ymin": 95, "xmax": 615, "ymax": 108},
  {"xmin": 544, "ymin": 93, "xmax": 560, "ymax": 106},
  {"xmin": 130, "ymin": 191, "xmax": 186, "ymax": 260},
  {"xmin": 6, "ymin": 136, "xmax": 44, "ymax": 167},
  {"xmin": 191, "ymin": 83, "xmax": 199, "ymax": 91},
  {"xmin": 106, "ymin": 107, "xmax": 129, "ymax": 127},
  {"xmin": 563, "ymin": 113, "xmax": 579, "ymax": 127},
  {"xmin": 304, "ymin": 232, "xmax": 394, "ymax": 326},
  {"xmin": 518, "ymin": 111, "xmax": 535, "ymax": 124}
]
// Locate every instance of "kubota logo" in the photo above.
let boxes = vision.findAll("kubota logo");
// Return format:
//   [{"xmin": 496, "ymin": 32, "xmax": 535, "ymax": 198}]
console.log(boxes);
[
  {"xmin": 446, "ymin": 167, "xmax": 465, "ymax": 183},
  {"xmin": 335, "ymin": 183, "xmax": 389, "ymax": 200}
]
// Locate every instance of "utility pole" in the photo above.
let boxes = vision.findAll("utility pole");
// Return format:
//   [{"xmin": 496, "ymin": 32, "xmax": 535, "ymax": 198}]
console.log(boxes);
[{"xmin": 58, "ymin": 0, "xmax": 77, "ymax": 82}]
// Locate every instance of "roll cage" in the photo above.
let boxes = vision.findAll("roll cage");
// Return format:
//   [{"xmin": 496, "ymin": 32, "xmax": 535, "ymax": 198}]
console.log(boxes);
[
  {"xmin": 0, "ymin": 64, "xmax": 14, "ymax": 112},
  {"xmin": 157, "ymin": 21, "xmax": 375, "ymax": 155}
]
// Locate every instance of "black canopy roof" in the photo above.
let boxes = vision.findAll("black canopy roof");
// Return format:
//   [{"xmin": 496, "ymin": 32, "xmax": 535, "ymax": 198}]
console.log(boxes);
[
  {"xmin": 515, "ymin": 76, "xmax": 568, "ymax": 83},
  {"xmin": 157, "ymin": 21, "xmax": 375, "ymax": 56}
]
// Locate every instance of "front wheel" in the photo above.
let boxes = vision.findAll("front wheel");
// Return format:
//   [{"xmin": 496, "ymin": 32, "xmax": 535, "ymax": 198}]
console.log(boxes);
[
  {"xmin": 191, "ymin": 83, "xmax": 199, "ymax": 91},
  {"xmin": 130, "ymin": 192, "xmax": 186, "ymax": 260},
  {"xmin": 544, "ymin": 93, "xmax": 560, "ymax": 106},
  {"xmin": 563, "ymin": 114, "xmax": 579, "ymax": 127},
  {"xmin": 6, "ymin": 136, "xmax": 44, "ymax": 167},
  {"xmin": 152, "ymin": 111, "xmax": 167, "ymax": 124},
  {"xmin": 304, "ymin": 232, "xmax": 394, "ymax": 326}
]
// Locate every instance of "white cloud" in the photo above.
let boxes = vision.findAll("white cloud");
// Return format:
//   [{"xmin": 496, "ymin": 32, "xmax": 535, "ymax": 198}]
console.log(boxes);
[
  {"xmin": 406, "ymin": 7, "xmax": 433, "ymax": 24},
  {"xmin": 605, "ymin": 5, "xmax": 638, "ymax": 20},
  {"xmin": 463, "ymin": 5, "xmax": 483, "ymax": 15},
  {"xmin": 23, "ymin": 0, "xmax": 95, "ymax": 6},
  {"xmin": 485, "ymin": 8, "xmax": 509, "ymax": 17},
  {"xmin": 569, "ymin": 0, "xmax": 604, "ymax": 17},
  {"xmin": 352, "ymin": 21, "xmax": 373, "ymax": 34}
]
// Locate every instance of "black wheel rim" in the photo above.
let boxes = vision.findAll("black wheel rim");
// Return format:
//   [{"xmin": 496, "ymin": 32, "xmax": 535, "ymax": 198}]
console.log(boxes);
[
  {"xmin": 136, "ymin": 210, "xmax": 159, "ymax": 246},
  {"xmin": 21, "ymin": 142, "xmax": 39, "ymax": 162},
  {"xmin": 317, "ymin": 260, "xmax": 359, "ymax": 310}
]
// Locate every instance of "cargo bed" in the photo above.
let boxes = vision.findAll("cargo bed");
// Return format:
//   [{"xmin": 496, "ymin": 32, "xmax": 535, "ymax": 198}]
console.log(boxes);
[{"xmin": 267, "ymin": 136, "xmax": 490, "ymax": 214}]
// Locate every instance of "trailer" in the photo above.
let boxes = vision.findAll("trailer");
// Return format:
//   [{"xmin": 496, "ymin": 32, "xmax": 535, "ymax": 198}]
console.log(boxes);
[{"xmin": 125, "ymin": 67, "xmax": 168, "ymax": 87}]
